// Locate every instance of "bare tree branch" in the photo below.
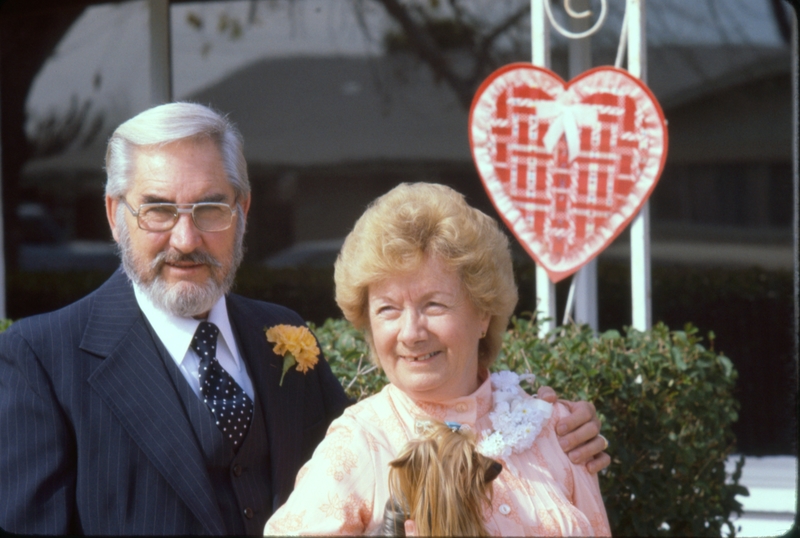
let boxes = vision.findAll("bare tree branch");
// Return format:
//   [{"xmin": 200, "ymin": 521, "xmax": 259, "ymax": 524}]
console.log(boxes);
[
  {"xmin": 368, "ymin": 0, "xmax": 533, "ymax": 110},
  {"xmin": 470, "ymin": 3, "xmax": 531, "ymax": 84},
  {"xmin": 370, "ymin": 0, "xmax": 476, "ymax": 108}
]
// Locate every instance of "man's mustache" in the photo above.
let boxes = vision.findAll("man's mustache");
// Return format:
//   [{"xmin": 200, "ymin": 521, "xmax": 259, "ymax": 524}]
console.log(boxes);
[{"xmin": 150, "ymin": 249, "xmax": 223, "ymax": 271}]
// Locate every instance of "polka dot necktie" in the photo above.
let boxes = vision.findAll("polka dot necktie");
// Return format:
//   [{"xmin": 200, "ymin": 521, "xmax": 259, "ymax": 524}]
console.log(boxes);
[{"xmin": 192, "ymin": 321, "xmax": 254, "ymax": 451}]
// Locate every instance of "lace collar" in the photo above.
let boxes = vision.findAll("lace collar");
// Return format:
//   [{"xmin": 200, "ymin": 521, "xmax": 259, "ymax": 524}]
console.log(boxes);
[{"xmin": 476, "ymin": 371, "xmax": 553, "ymax": 465}]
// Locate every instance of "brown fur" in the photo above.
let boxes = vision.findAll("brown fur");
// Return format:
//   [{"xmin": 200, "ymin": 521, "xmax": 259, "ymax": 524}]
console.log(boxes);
[{"xmin": 386, "ymin": 422, "xmax": 502, "ymax": 536}]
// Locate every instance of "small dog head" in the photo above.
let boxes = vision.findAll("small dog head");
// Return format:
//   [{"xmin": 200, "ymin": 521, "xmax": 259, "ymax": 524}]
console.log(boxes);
[{"xmin": 386, "ymin": 421, "xmax": 502, "ymax": 537}]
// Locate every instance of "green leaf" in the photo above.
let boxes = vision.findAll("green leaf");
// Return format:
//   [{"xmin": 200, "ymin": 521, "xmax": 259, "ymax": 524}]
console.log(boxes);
[{"xmin": 671, "ymin": 347, "xmax": 688, "ymax": 371}]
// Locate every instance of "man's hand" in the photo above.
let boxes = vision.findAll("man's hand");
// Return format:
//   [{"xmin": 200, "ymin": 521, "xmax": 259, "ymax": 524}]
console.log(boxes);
[{"xmin": 536, "ymin": 386, "xmax": 610, "ymax": 474}]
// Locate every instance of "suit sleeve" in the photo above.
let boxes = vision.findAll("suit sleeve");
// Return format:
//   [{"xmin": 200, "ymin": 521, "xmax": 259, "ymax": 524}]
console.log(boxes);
[{"xmin": 0, "ymin": 329, "xmax": 77, "ymax": 534}]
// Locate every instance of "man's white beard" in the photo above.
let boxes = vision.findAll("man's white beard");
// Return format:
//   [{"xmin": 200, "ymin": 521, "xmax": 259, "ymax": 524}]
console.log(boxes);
[{"xmin": 116, "ymin": 218, "xmax": 244, "ymax": 317}]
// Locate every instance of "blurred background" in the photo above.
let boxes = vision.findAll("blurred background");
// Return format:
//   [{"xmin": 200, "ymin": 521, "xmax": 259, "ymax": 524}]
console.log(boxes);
[{"xmin": 0, "ymin": 0, "xmax": 795, "ymax": 464}]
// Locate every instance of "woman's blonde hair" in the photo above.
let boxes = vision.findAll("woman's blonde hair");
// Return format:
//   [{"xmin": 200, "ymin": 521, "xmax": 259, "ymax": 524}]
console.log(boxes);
[{"xmin": 334, "ymin": 182, "xmax": 518, "ymax": 369}]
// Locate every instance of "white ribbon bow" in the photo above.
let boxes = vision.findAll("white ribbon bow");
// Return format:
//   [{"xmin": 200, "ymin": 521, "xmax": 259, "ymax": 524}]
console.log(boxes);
[{"xmin": 537, "ymin": 100, "xmax": 600, "ymax": 162}]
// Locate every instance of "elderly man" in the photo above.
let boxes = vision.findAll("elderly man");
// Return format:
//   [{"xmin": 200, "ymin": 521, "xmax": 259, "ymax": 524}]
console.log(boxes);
[{"xmin": 0, "ymin": 102, "xmax": 608, "ymax": 535}]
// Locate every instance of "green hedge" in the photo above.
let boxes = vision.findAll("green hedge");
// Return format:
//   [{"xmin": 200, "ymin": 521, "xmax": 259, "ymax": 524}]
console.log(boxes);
[{"xmin": 313, "ymin": 316, "xmax": 747, "ymax": 537}]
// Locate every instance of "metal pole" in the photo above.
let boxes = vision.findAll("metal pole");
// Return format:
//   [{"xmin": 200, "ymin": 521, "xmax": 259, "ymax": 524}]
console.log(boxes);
[
  {"xmin": 531, "ymin": 0, "xmax": 556, "ymax": 336},
  {"xmin": 627, "ymin": 0, "xmax": 652, "ymax": 330},
  {"xmin": 569, "ymin": 0, "xmax": 599, "ymax": 331},
  {"xmin": 531, "ymin": 0, "xmax": 551, "ymax": 68},
  {"xmin": 149, "ymin": 0, "xmax": 172, "ymax": 105}
]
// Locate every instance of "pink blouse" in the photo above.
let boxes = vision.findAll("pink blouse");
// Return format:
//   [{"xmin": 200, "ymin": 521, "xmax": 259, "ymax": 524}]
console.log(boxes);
[{"xmin": 265, "ymin": 377, "xmax": 610, "ymax": 536}]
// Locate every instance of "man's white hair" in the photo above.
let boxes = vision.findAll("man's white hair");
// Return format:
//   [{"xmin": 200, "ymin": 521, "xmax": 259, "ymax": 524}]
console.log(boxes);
[{"xmin": 104, "ymin": 102, "xmax": 249, "ymax": 200}]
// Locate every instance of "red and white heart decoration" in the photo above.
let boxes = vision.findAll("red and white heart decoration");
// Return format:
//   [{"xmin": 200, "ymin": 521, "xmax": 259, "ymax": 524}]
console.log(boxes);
[{"xmin": 469, "ymin": 64, "xmax": 668, "ymax": 283}]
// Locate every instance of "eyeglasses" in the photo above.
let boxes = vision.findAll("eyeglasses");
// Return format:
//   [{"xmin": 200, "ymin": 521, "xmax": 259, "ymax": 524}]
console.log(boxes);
[{"xmin": 120, "ymin": 198, "xmax": 237, "ymax": 232}]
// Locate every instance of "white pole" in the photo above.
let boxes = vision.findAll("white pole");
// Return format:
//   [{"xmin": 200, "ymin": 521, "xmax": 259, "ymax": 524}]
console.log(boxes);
[
  {"xmin": 627, "ymin": 0, "xmax": 652, "ymax": 330},
  {"xmin": 531, "ymin": 0, "xmax": 551, "ymax": 68},
  {"xmin": 573, "ymin": 262, "xmax": 598, "ymax": 328},
  {"xmin": 531, "ymin": 0, "xmax": 556, "ymax": 337},
  {"xmin": 149, "ymin": 0, "xmax": 172, "ymax": 105},
  {"xmin": 569, "ymin": 0, "xmax": 598, "ymax": 331}
]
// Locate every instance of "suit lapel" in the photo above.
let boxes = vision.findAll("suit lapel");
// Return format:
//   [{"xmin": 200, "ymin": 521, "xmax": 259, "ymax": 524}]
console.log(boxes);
[
  {"xmin": 227, "ymin": 296, "xmax": 305, "ymax": 503},
  {"xmin": 81, "ymin": 272, "xmax": 226, "ymax": 535}
]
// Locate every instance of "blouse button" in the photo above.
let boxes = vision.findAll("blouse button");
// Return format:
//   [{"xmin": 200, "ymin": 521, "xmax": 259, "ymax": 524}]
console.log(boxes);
[
  {"xmin": 499, "ymin": 504, "xmax": 511, "ymax": 515},
  {"xmin": 455, "ymin": 403, "xmax": 468, "ymax": 413}
]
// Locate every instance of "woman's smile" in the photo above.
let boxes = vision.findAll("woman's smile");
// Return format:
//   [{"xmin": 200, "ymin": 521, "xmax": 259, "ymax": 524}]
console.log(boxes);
[{"xmin": 399, "ymin": 351, "xmax": 440, "ymax": 362}]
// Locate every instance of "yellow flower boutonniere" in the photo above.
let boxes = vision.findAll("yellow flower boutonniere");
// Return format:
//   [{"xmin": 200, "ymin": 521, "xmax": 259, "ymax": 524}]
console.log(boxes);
[{"xmin": 264, "ymin": 324, "xmax": 320, "ymax": 386}]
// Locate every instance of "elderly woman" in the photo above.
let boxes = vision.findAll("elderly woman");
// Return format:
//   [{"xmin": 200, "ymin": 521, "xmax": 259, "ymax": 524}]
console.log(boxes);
[{"xmin": 265, "ymin": 183, "xmax": 610, "ymax": 536}]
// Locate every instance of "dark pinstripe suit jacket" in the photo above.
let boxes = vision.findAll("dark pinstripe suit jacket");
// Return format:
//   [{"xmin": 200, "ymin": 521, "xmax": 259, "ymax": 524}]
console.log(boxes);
[{"xmin": 0, "ymin": 269, "xmax": 350, "ymax": 535}]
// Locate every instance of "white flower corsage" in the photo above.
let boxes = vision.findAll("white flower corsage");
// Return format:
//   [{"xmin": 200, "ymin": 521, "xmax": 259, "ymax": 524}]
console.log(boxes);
[{"xmin": 477, "ymin": 371, "xmax": 553, "ymax": 474}]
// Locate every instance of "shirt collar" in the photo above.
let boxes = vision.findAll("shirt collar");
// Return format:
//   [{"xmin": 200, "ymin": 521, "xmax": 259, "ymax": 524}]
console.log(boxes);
[
  {"xmin": 132, "ymin": 284, "xmax": 241, "ymax": 370},
  {"xmin": 387, "ymin": 371, "xmax": 494, "ymax": 430}
]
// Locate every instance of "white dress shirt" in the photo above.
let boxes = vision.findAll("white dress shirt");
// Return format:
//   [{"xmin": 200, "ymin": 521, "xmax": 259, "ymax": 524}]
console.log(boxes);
[{"xmin": 133, "ymin": 284, "xmax": 255, "ymax": 400}]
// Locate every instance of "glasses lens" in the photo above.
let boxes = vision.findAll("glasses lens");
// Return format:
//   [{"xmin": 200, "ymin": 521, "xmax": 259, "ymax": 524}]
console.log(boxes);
[
  {"xmin": 139, "ymin": 205, "xmax": 177, "ymax": 231},
  {"xmin": 194, "ymin": 204, "xmax": 233, "ymax": 232}
]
